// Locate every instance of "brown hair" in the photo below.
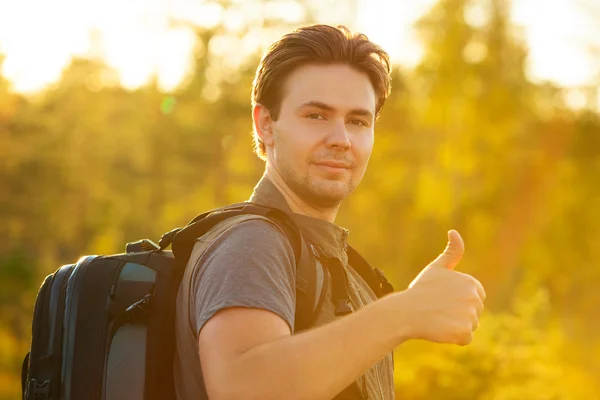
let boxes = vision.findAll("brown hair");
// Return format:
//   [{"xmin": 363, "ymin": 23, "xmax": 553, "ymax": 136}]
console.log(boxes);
[{"xmin": 251, "ymin": 24, "xmax": 392, "ymax": 159}]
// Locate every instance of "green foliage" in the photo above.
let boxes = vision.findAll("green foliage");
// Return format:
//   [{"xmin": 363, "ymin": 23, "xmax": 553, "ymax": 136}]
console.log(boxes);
[
  {"xmin": 1, "ymin": 0, "xmax": 599, "ymax": 398},
  {"xmin": 395, "ymin": 284, "xmax": 597, "ymax": 399}
]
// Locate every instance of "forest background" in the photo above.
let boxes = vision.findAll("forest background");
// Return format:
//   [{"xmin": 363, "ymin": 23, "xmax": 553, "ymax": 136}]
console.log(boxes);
[{"xmin": 1, "ymin": 0, "xmax": 600, "ymax": 398}]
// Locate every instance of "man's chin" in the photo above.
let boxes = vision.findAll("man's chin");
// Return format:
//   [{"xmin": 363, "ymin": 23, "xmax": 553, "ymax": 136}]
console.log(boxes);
[{"xmin": 308, "ymin": 182, "xmax": 353, "ymax": 208}]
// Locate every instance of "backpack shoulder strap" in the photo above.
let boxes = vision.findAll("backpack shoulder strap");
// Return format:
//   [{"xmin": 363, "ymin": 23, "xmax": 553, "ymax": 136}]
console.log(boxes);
[
  {"xmin": 294, "ymin": 241, "xmax": 329, "ymax": 332},
  {"xmin": 167, "ymin": 203, "xmax": 326, "ymax": 332},
  {"xmin": 347, "ymin": 245, "xmax": 394, "ymax": 297},
  {"xmin": 169, "ymin": 203, "xmax": 302, "ymax": 272}
]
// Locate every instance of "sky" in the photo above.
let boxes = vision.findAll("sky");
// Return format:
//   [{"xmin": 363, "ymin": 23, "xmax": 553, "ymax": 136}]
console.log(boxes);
[{"xmin": 0, "ymin": 0, "xmax": 598, "ymax": 95}]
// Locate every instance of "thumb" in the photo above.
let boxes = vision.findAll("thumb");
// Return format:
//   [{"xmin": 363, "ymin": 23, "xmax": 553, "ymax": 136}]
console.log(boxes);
[{"xmin": 431, "ymin": 230, "xmax": 464, "ymax": 270}]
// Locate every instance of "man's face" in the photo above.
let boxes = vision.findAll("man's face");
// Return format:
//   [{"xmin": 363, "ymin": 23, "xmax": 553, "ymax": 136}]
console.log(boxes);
[{"xmin": 266, "ymin": 64, "xmax": 376, "ymax": 209}]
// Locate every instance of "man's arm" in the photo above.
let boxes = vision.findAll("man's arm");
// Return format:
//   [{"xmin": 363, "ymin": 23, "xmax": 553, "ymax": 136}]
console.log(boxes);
[
  {"xmin": 199, "ymin": 294, "xmax": 407, "ymax": 400},
  {"xmin": 199, "ymin": 230, "xmax": 486, "ymax": 400}
]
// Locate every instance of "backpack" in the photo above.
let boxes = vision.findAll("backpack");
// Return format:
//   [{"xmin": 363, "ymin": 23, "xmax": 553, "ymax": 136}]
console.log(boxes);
[{"xmin": 21, "ymin": 202, "xmax": 393, "ymax": 400}]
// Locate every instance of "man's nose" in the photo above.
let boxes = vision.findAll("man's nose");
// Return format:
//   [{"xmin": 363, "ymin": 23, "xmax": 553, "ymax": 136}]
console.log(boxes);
[{"xmin": 325, "ymin": 119, "xmax": 351, "ymax": 150}]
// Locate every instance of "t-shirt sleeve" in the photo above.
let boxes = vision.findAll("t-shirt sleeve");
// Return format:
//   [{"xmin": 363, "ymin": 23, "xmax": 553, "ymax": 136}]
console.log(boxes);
[{"xmin": 189, "ymin": 219, "xmax": 296, "ymax": 337}]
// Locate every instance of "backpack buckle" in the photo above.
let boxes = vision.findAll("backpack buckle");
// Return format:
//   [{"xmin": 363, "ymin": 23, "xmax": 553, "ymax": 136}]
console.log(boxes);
[
  {"xmin": 334, "ymin": 299, "xmax": 353, "ymax": 316},
  {"xmin": 26, "ymin": 379, "xmax": 51, "ymax": 400},
  {"xmin": 158, "ymin": 228, "xmax": 182, "ymax": 250},
  {"xmin": 126, "ymin": 239, "xmax": 160, "ymax": 253},
  {"xmin": 124, "ymin": 294, "xmax": 153, "ymax": 323},
  {"xmin": 374, "ymin": 268, "xmax": 394, "ymax": 295}
]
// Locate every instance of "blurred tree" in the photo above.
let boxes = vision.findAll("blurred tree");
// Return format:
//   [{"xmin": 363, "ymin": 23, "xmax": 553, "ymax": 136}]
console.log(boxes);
[
  {"xmin": 1, "ymin": 0, "xmax": 600, "ymax": 398},
  {"xmin": 394, "ymin": 283, "xmax": 598, "ymax": 399},
  {"xmin": 408, "ymin": 0, "xmax": 541, "ymax": 302}
]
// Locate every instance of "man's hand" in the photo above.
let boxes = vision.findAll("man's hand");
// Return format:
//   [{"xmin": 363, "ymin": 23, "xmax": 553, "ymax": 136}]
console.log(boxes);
[{"xmin": 401, "ymin": 230, "xmax": 486, "ymax": 345}]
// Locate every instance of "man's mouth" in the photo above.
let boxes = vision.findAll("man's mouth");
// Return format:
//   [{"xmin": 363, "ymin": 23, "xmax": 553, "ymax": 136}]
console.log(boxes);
[
  {"xmin": 313, "ymin": 161, "xmax": 352, "ymax": 175},
  {"xmin": 314, "ymin": 161, "xmax": 351, "ymax": 169}
]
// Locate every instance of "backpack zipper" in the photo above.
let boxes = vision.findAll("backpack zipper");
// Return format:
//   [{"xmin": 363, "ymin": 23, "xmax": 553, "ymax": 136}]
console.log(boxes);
[
  {"xmin": 341, "ymin": 229, "xmax": 349, "ymax": 252},
  {"xmin": 25, "ymin": 274, "xmax": 54, "ymax": 399}
]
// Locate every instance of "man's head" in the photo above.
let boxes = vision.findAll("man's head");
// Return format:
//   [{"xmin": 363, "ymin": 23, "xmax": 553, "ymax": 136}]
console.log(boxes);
[{"xmin": 251, "ymin": 24, "xmax": 391, "ymax": 210}]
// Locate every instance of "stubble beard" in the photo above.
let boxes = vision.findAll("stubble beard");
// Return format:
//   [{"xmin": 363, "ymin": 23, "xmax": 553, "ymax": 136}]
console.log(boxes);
[{"xmin": 277, "ymin": 156, "xmax": 356, "ymax": 210}]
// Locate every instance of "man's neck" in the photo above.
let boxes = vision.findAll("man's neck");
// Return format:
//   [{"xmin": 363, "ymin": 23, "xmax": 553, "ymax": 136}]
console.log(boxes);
[{"xmin": 263, "ymin": 167, "xmax": 339, "ymax": 223}]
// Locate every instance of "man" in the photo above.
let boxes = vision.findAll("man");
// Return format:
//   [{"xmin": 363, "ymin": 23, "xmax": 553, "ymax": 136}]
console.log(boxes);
[{"xmin": 174, "ymin": 24, "xmax": 486, "ymax": 400}]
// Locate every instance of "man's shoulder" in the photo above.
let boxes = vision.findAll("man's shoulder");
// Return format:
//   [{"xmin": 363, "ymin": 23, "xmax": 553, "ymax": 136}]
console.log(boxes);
[
  {"xmin": 181, "ymin": 214, "xmax": 299, "ymax": 340},
  {"xmin": 209, "ymin": 215, "xmax": 290, "ymax": 243},
  {"xmin": 190, "ymin": 215, "xmax": 294, "ymax": 262}
]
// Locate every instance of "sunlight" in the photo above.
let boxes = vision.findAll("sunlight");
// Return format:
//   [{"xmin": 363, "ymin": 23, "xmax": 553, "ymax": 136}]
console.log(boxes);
[
  {"xmin": 0, "ymin": 0, "xmax": 597, "ymax": 94},
  {"xmin": 356, "ymin": 0, "xmax": 437, "ymax": 67},
  {"xmin": 512, "ymin": 0, "xmax": 598, "ymax": 86}
]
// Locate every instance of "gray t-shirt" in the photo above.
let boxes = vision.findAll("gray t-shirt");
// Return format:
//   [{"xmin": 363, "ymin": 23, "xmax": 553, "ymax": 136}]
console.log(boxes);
[
  {"xmin": 191, "ymin": 219, "xmax": 296, "ymax": 333},
  {"xmin": 174, "ymin": 218, "xmax": 296, "ymax": 400},
  {"xmin": 174, "ymin": 176, "xmax": 395, "ymax": 400}
]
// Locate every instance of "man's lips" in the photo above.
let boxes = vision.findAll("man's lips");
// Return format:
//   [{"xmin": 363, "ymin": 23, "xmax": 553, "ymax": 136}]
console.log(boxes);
[{"xmin": 314, "ymin": 161, "xmax": 352, "ymax": 169}]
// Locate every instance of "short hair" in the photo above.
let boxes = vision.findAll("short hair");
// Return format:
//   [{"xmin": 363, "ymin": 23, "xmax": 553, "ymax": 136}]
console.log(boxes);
[{"xmin": 251, "ymin": 24, "xmax": 392, "ymax": 160}]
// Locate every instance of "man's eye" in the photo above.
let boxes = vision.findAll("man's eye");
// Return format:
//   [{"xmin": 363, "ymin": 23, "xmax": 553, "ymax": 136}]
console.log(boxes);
[
  {"xmin": 306, "ymin": 114, "xmax": 325, "ymax": 120},
  {"xmin": 350, "ymin": 119, "xmax": 368, "ymax": 127}
]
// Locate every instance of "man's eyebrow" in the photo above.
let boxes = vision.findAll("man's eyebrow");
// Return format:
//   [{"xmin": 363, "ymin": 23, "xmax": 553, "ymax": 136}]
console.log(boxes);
[
  {"xmin": 297, "ymin": 101, "xmax": 374, "ymax": 119},
  {"xmin": 297, "ymin": 101, "xmax": 335, "ymax": 111},
  {"xmin": 349, "ymin": 108, "xmax": 374, "ymax": 119}
]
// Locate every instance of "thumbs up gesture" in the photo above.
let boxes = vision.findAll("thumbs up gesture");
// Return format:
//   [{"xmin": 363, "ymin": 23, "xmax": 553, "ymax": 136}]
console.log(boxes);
[{"xmin": 404, "ymin": 230, "xmax": 486, "ymax": 345}]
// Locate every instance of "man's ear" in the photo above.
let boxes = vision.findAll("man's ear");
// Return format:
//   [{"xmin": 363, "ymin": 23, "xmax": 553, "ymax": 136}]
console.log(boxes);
[{"xmin": 252, "ymin": 104, "xmax": 275, "ymax": 146}]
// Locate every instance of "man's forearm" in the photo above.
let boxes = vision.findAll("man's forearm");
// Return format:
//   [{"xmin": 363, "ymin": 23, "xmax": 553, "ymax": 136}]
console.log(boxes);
[{"xmin": 212, "ymin": 291, "xmax": 412, "ymax": 400}]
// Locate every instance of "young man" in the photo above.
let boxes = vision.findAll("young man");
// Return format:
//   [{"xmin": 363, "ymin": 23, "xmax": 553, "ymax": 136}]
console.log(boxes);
[{"xmin": 174, "ymin": 24, "xmax": 486, "ymax": 400}]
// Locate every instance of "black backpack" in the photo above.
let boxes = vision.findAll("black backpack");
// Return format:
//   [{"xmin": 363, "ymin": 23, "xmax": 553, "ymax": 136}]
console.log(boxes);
[{"xmin": 22, "ymin": 203, "xmax": 393, "ymax": 400}]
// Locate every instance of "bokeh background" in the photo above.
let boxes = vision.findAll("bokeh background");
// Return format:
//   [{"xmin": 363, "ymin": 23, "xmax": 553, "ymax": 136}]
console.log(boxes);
[{"xmin": 1, "ymin": 0, "xmax": 600, "ymax": 398}]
